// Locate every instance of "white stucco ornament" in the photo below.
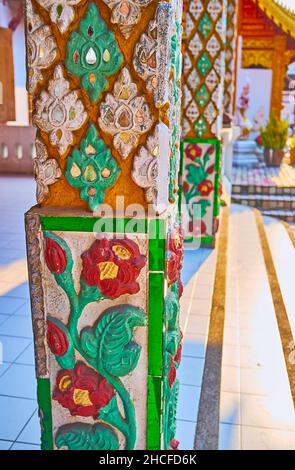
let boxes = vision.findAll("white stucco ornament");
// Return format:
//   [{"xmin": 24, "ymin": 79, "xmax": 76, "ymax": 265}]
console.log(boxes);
[
  {"xmin": 26, "ymin": 0, "xmax": 58, "ymax": 93},
  {"xmin": 33, "ymin": 137, "xmax": 62, "ymax": 203},
  {"xmin": 36, "ymin": 0, "xmax": 83, "ymax": 33},
  {"xmin": 33, "ymin": 65, "xmax": 87, "ymax": 155},
  {"xmin": 102, "ymin": 0, "xmax": 152, "ymax": 38},
  {"xmin": 132, "ymin": 122, "xmax": 170, "ymax": 208},
  {"xmin": 99, "ymin": 67, "xmax": 153, "ymax": 159}
]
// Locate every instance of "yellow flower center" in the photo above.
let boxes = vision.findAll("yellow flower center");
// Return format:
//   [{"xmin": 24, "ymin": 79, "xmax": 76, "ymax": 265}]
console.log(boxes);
[
  {"xmin": 73, "ymin": 388, "xmax": 92, "ymax": 406},
  {"xmin": 98, "ymin": 261, "xmax": 119, "ymax": 280},
  {"xmin": 112, "ymin": 245, "xmax": 131, "ymax": 260},
  {"xmin": 59, "ymin": 375, "xmax": 72, "ymax": 392}
]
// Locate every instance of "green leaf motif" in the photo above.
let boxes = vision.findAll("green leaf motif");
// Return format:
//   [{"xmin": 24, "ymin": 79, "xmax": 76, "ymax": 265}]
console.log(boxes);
[
  {"xmin": 80, "ymin": 326, "xmax": 98, "ymax": 359},
  {"xmin": 164, "ymin": 290, "xmax": 180, "ymax": 358},
  {"xmin": 65, "ymin": 2, "xmax": 123, "ymax": 102},
  {"xmin": 65, "ymin": 124, "xmax": 121, "ymax": 211},
  {"xmin": 56, "ymin": 423, "xmax": 119, "ymax": 450},
  {"xmin": 185, "ymin": 164, "xmax": 207, "ymax": 187},
  {"xmin": 198, "ymin": 199, "xmax": 211, "ymax": 218},
  {"xmin": 163, "ymin": 379, "xmax": 179, "ymax": 449},
  {"xmin": 81, "ymin": 305, "xmax": 147, "ymax": 377},
  {"xmin": 99, "ymin": 396, "xmax": 129, "ymax": 437}
]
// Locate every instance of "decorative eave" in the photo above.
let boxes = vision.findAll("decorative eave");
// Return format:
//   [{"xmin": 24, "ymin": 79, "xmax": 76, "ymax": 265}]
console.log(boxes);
[{"xmin": 256, "ymin": 0, "xmax": 295, "ymax": 39}]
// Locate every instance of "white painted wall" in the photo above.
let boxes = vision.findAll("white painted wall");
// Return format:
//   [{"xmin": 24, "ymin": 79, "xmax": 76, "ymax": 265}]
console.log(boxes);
[
  {"xmin": 0, "ymin": 3, "xmax": 29, "ymax": 125},
  {"xmin": 235, "ymin": 67, "xmax": 273, "ymax": 129}
]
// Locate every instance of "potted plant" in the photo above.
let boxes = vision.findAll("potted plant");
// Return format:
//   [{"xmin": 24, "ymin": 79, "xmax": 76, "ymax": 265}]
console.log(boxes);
[
  {"xmin": 289, "ymin": 136, "xmax": 295, "ymax": 164},
  {"xmin": 261, "ymin": 116, "xmax": 288, "ymax": 167}
]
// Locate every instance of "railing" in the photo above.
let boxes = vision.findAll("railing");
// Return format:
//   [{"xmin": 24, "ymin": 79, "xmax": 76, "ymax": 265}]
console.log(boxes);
[{"xmin": 0, "ymin": 125, "xmax": 36, "ymax": 174}]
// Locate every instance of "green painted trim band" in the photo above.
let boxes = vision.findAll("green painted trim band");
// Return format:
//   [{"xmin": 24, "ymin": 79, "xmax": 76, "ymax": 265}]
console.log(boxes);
[
  {"xmin": 181, "ymin": 137, "xmax": 218, "ymax": 145},
  {"xmin": 148, "ymin": 219, "xmax": 166, "ymax": 272},
  {"xmin": 41, "ymin": 216, "xmax": 148, "ymax": 233},
  {"xmin": 37, "ymin": 378, "xmax": 53, "ymax": 450},
  {"xmin": 184, "ymin": 235, "xmax": 214, "ymax": 245},
  {"xmin": 146, "ymin": 375, "xmax": 162, "ymax": 450},
  {"xmin": 213, "ymin": 140, "xmax": 221, "ymax": 218},
  {"xmin": 148, "ymin": 272, "xmax": 164, "ymax": 376}
]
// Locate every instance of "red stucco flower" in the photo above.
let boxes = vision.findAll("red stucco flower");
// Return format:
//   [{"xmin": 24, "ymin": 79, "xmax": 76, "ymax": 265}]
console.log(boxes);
[
  {"xmin": 182, "ymin": 181, "xmax": 189, "ymax": 193},
  {"xmin": 167, "ymin": 227, "xmax": 183, "ymax": 286},
  {"xmin": 168, "ymin": 354, "xmax": 176, "ymax": 388},
  {"xmin": 207, "ymin": 164, "xmax": 215, "ymax": 174},
  {"xmin": 45, "ymin": 238, "xmax": 67, "ymax": 274},
  {"xmin": 189, "ymin": 219, "xmax": 207, "ymax": 235},
  {"xmin": 207, "ymin": 144, "xmax": 215, "ymax": 155},
  {"xmin": 81, "ymin": 238, "xmax": 146, "ymax": 299},
  {"xmin": 170, "ymin": 439, "xmax": 180, "ymax": 450},
  {"xmin": 47, "ymin": 320, "xmax": 68, "ymax": 356},
  {"xmin": 53, "ymin": 362, "xmax": 114, "ymax": 418},
  {"xmin": 185, "ymin": 143, "xmax": 202, "ymax": 161},
  {"xmin": 197, "ymin": 179, "xmax": 214, "ymax": 197}
]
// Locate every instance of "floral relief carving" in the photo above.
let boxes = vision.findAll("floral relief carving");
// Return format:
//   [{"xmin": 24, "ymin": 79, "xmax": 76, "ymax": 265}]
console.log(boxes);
[
  {"xmin": 33, "ymin": 137, "xmax": 61, "ymax": 203},
  {"xmin": 133, "ymin": 3, "xmax": 172, "ymax": 108},
  {"xmin": 101, "ymin": 0, "xmax": 152, "ymax": 38},
  {"xmin": 44, "ymin": 232, "xmax": 147, "ymax": 449},
  {"xmin": 98, "ymin": 67, "xmax": 153, "ymax": 159},
  {"xmin": 25, "ymin": 0, "xmax": 58, "ymax": 93},
  {"xmin": 35, "ymin": 0, "xmax": 83, "ymax": 33},
  {"xmin": 33, "ymin": 65, "xmax": 87, "ymax": 155}
]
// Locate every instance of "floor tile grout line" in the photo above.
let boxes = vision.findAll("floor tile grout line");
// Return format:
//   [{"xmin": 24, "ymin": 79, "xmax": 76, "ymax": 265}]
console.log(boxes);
[
  {"xmin": 0, "ymin": 333, "xmax": 33, "ymax": 340},
  {"xmin": 194, "ymin": 207, "xmax": 229, "ymax": 450},
  {"xmin": 255, "ymin": 209, "xmax": 295, "ymax": 407},
  {"xmin": 10, "ymin": 408, "xmax": 38, "ymax": 450},
  {"xmin": 0, "ymin": 340, "xmax": 35, "ymax": 380},
  {"xmin": 220, "ymin": 420, "xmax": 295, "ymax": 433},
  {"xmin": 0, "ymin": 394, "xmax": 37, "ymax": 401}
]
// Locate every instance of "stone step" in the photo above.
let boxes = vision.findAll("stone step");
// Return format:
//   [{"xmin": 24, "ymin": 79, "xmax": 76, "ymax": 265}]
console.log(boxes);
[
  {"xmin": 232, "ymin": 193, "xmax": 295, "ymax": 211},
  {"xmin": 261, "ymin": 209, "xmax": 295, "ymax": 224},
  {"xmin": 232, "ymin": 183, "xmax": 295, "ymax": 197}
]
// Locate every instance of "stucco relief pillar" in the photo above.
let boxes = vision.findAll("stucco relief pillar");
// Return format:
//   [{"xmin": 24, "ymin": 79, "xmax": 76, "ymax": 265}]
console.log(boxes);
[
  {"xmin": 181, "ymin": 0, "xmax": 227, "ymax": 246},
  {"xmin": 223, "ymin": 0, "xmax": 238, "ymax": 119},
  {"xmin": 24, "ymin": 0, "xmax": 183, "ymax": 450},
  {"xmin": 271, "ymin": 35, "xmax": 287, "ymax": 119}
]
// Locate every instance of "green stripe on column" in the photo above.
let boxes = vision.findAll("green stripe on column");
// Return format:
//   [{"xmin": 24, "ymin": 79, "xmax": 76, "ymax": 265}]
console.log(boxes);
[
  {"xmin": 148, "ymin": 272, "xmax": 164, "ymax": 376},
  {"xmin": 41, "ymin": 216, "xmax": 148, "ymax": 233},
  {"xmin": 37, "ymin": 378, "xmax": 53, "ymax": 450},
  {"xmin": 148, "ymin": 219, "xmax": 166, "ymax": 271},
  {"xmin": 213, "ymin": 139, "xmax": 221, "ymax": 217},
  {"xmin": 147, "ymin": 376, "xmax": 162, "ymax": 450}
]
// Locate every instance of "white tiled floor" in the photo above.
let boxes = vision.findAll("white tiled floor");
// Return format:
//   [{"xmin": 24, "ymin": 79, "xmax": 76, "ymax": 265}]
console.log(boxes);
[
  {"xmin": 177, "ymin": 204, "xmax": 295, "ymax": 450},
  {"xmin": 176, "ymin": 249, "xmax": 217, "ymax": 449},
  {"xmin": 219, "ymin": 205, "xmax": 295, "ymax": 449}
]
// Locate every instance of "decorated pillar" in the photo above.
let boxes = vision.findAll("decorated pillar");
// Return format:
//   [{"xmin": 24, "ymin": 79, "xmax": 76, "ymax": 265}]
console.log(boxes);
[
  {"xmin": 223, "ymin": 0, "xmax": 238, "ymax": 118},
  {"xmin": 270, "ymin": 35, "xmax": 287, "ymax": 119},
  {"xmin": 24, "ymin": 0, "xmax": 183, "ymax": 450},
  {"xmin": 181, "ymin": 0, "xmax": 227, "ymax": 245}
]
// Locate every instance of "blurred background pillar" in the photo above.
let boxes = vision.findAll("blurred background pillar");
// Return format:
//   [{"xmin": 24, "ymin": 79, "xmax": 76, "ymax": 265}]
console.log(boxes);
[{"xmin": 181, "ymin": 0, "xmax": 227, "ymax": 246}]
